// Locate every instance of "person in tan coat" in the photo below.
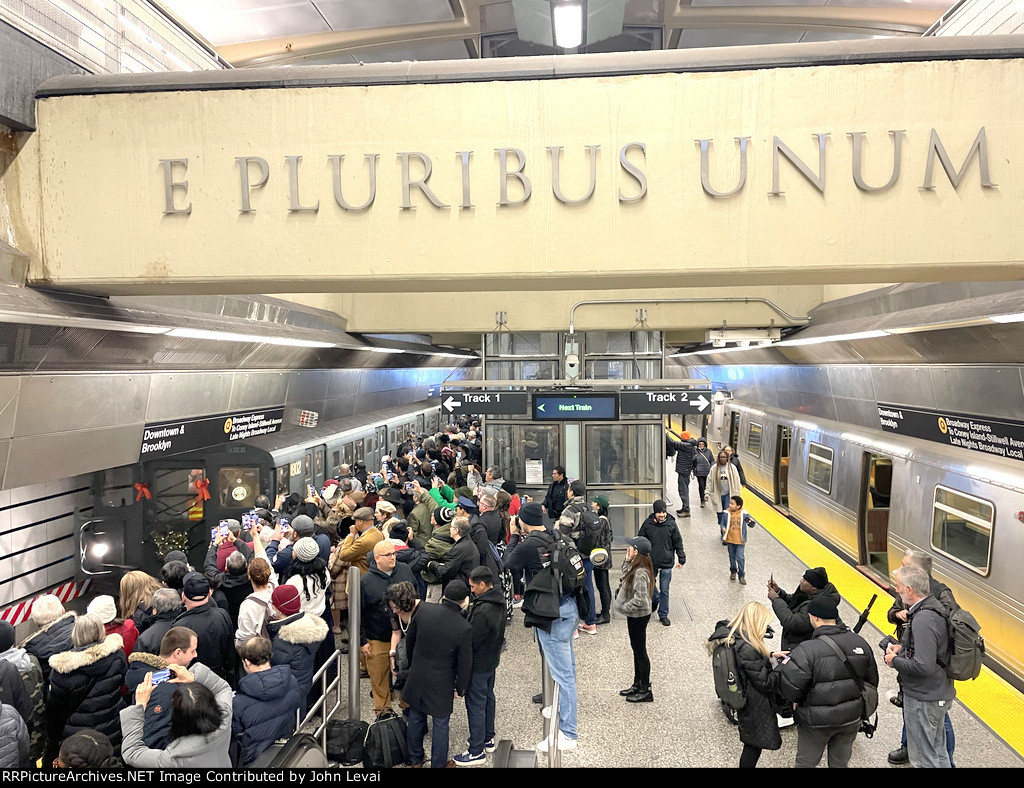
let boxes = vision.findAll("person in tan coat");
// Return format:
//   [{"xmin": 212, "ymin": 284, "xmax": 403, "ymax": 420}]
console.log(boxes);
[{"xmin": 337, "ymin": 508, "xmax": 383, "ymax": 585}]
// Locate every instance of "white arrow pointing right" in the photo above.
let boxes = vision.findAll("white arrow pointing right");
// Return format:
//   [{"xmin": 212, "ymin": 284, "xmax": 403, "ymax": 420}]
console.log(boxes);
[
  {"xmin": 443, "ymin": 395, "xmax": 462, "ymax": 413},
  {"xmin": 695, "ymin": 394, "xmax": 710, "ymax": 412}
]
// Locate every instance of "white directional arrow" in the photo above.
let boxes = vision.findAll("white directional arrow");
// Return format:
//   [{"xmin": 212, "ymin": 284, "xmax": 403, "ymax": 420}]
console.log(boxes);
[
  {"xmin": 443, "ymin": 396, "xmax": 462, "ymax": 413},
  {"xmin": 695, "ymin": 394, "xmax": 711, "ymax": 412},
  {"xmin": 537, "ymin": 403, "xmax": 546, "ymax": 412}
]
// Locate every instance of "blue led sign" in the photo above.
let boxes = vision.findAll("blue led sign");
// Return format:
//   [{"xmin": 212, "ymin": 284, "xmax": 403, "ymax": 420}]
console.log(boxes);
[{"xmin": 533, "ymin": 392, "xmax": 619, "ymax": 421}]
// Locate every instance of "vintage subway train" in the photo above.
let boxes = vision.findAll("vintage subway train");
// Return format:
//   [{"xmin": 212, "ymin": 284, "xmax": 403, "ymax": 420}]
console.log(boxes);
[
  {"xmin": 79, "ymin": 402, "xmax": 442, "ymax": 579},
  {"xmin": 706, "ymin": 400, "xmax": 1024, "ymax": 688}
]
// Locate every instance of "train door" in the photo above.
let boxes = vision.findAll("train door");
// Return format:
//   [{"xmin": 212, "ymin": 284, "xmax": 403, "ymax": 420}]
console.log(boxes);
[
  {"xmin": 416, "ymin": 413, "xmax": 425, "ymax": 435},
  {"xmin": 144, "ymin": 461, "xmax": 209, "ymax": 572},
  {"xmin": 311, "ymin": 444, "xmax": 327, "ymax": 489},
  {"xmin": 860, "ymin": 452, "xmax": 894, "ymax": 579},
  {"xmin": 774, "ymin": 426, "xmax": 791, "ymax": 510},
  {"xmin": 376, "ymin": 425, "xmax": 387, "ymax": 460},
  {"xmin": 729, "ymin": 412, "xmax": 740, "ymax": 451}
]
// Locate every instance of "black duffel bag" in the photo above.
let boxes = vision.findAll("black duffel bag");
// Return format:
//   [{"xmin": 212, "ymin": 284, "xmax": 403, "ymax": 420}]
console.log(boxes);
[
  {"xmin": 363, "ymin": 709, "xmax": 408, "ymax": 768},
  {"xmin": 326, "ymin": 718, "xmax": 370, "ymax": 766}
]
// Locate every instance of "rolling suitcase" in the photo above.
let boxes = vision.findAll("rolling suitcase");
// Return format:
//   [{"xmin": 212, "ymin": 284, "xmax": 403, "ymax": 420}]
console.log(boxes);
[{"xmin": 249, "ymin": 733, "xmax": 331, "ymax": 768}]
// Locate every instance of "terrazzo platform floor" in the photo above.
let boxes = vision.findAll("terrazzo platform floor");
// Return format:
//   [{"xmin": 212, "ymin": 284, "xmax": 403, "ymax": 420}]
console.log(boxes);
[{"xmin": 329, "ymin": 481, "xmax": 1023, "ymax": 768}]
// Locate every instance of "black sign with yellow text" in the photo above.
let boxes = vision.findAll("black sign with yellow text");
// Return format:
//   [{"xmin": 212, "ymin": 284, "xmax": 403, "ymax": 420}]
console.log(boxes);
[{"xmin": 877, "ymin": 403, "xmax": 1024, "ymax": 462}]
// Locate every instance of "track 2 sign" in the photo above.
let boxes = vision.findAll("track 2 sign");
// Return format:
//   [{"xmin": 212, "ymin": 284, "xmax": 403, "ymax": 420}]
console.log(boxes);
[
  {"xmin": 441, "ymin": 391, "xmax": 529, "ymax": 416},
  {"xmin": 619, "ymin": 390, "xmax": 712, "ymax": 415}
]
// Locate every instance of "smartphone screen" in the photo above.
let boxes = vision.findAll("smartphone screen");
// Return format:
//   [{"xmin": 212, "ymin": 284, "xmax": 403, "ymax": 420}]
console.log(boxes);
[
  {"xmin": 307, "ymin": 484, "xmax": 317, "ymax": 499},
  {"xmin": 151, "ymin": 669, "xmax": 171, "ymax": 685},
  {"xmin": 219, "ymin": 524, "xmax": 230, "ymax": 538},
  {"xmin": 404, "ymin": 482, "xmax": 414, "ymax": 493},
  {"xmin": 211, "ymin": 526, "xmax": 219, "ymax": 540}
]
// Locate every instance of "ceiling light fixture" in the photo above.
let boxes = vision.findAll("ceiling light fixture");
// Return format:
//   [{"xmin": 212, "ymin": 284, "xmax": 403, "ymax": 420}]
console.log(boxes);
[
  {"xmin": 552, "ymin": 1, "xmax": 584, "ymax": 49},
  {"xmin": 990, "ymin": 312, "xmax": 1024, "ymax": 324},
  {"xmin": 774, "ymin": 330, "xmax": 889, "ymax": 347},
  {"xmin": 166, "ymin": 328, "xmax": 335, "ymax": 348},
  {"xmin": 368, "ymin": 347, "xmax": 407, "ymax": 354}
]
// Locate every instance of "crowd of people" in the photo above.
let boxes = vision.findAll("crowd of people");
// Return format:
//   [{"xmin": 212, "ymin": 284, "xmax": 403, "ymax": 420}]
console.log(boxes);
[{"xmin": 0, "ymin": 421, "xmax": 968, "ymax": 769}]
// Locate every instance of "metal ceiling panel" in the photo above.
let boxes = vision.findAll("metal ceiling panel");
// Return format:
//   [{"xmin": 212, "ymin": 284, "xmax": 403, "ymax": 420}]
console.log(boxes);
[
  {"xmin": 930, "ymin": 365, "xmax": 1024, "ymax": 422},
  {"xmin": 313, "ymin": 0, "xmax": 455, "ymax": 31},
  {"xmin": 827, "ymin": 364, "xmax": 875, "ymax": 401},
  {"xmin": 0, "ymin": 377, "xmax": 21, "ymax": 440},
  {"xmin": 285, "ymin": 369, "xmax": 331, "ymax": 404},
  {"xmin": 4, "ymin": 424, "xmax": 144, "ymax": 489},
  {"xmin": 229, "ymin": 371, "xmax": 290, "ymax": 410},
  {"xmin": 169, "ymin": 1, "xmax": 332, "ymax": 46},
  {"xmin": 322, "ymin": 394, "xmax": 357, "ymax": 422},
  {"xmin": 677, "ymin": 28, "xmax": 803, "ymax": 47},
  {"xmin": 832, "ymin": 394, "xmax": 880, "ymax": 431},
  {"xmin": 13, "ymin": 374, "xmax": 151, "ymax": 437},
  {"xmin": 871, "ymin": 366, "xmax": 937, "ymax": 409},
  {"xmin": 146, "ymin": 372, "xmax": 233, "ymax": 421}
]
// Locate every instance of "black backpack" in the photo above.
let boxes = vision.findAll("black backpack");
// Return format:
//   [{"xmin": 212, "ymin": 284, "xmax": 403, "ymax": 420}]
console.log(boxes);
[
  {"xmin": 711, "ymin": 641, "xmax": 746, "ymax": 711},
  {"xmin": 363, "ymin": 709, "xmax": 408, "ymax": 768},
  {"xmin": 326, "ymin": 719, "xmax": 369, "ymax": 766},
  {"xmin": 551, "ymin": 532, "xmax": 585, "ymax": 593},
  {"xmin": 575, "ymin": 509, "xmax": 604, "ymax": 556}
]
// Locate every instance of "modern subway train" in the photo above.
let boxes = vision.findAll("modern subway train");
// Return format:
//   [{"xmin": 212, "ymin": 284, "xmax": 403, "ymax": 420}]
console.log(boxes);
[
  {"xmin": 709, "ymin": 400, "xmax": 1024, "ymax": 689},
  {"xmin": 78, "ymin": 402, "xmax": 442, "ymax": 580}
]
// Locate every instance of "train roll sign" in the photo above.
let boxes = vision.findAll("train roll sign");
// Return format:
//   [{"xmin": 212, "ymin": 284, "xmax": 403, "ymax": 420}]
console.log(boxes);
[
  {"xmin": 877, "ymin": 403, "xmax": 1024, "ymax": 462},
  {"xmin": 619, "ymin": 390, "xmax": 712, "ymax": 415},
  {"xmin": 441, "ymin": 391, "xmax": 529, "ymax": 416},
  {"xmin": 140, "ymin": 408, "xmax": 285, "ymax": 459}
]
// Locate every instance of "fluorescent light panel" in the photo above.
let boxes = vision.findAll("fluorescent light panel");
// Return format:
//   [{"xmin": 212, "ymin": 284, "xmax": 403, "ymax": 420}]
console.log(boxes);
[
  {"xmin": 774, "ymin": 330, "xmax": 888, "ymax": 347},
  {"xmin": 166, "ymin": 327, "xmax": 335, "ymax": 348},
  {"xmin": 552, "ymin": 1, "xmax": 584, "ymax": 48},
  {"xmin": 990, "ymin": 312, "xmax": 1024, "ymax": 324}
]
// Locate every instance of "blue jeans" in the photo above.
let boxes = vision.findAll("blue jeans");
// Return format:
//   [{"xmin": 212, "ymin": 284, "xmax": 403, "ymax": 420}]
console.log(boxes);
[
  {"xmin": 651, "ymin": 567, "xmax": 672, "ymax": 620},
  {"xmin": 901, "ymin": 706, "xmax": 955, "ymax": 766},
  {"xmin": 406, "ymin": 707, "xmax": 451, "ymax": 768},
  {"xmin": 466, "ymin": 670, "xmax": 496, "ymax": 756},
  {"xmin": 727, "ymin": 543, "xmax": 746, "ymax": 578},
  {"xmin": 718, "ymin": 494, "xmax": 731, "ymax": 529},
  {"xmin": 536, "ymin": 595, "xmax": 579, "ymax": 739},
  {"xmin": 903, "ymin": 695, "xmax": 952, "ymax": 768},
  {"xmin": 582, "ymin": 557, "xmax": 596, "ymax": 625}
]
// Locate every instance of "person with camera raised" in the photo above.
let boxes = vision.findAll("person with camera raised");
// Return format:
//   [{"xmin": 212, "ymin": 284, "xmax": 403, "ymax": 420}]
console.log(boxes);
[{"xmin": 775, "ymin": 596, "xmax": 878, "ymax": 768}]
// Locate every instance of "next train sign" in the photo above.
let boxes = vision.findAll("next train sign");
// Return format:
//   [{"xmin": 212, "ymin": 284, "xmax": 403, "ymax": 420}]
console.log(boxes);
[{"xmin": 877, "ymin": 403, "xmax": 1024, "ymax": 462}]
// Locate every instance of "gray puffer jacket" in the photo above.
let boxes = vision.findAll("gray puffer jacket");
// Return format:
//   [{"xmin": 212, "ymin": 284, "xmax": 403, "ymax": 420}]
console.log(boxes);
[{"xmin": 0, "ymin": 701, "xmax": 28, "ymax": 767}]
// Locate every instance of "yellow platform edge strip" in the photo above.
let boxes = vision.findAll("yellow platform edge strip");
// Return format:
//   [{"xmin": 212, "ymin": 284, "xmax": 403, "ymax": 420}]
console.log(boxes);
[{"xmin": 741, "ymin": 493, "xmax": 1024, "ymax": 759}]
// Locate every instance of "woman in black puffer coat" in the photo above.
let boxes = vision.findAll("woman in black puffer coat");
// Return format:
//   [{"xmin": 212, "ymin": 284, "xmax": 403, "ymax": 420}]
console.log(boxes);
[
  {"xmin": 45, "ymin": 614, "xmax": 127, "ymax": 764},
  {"xmin": 708, "ymin": 602, "xmax": 781, "ymax": 768}
]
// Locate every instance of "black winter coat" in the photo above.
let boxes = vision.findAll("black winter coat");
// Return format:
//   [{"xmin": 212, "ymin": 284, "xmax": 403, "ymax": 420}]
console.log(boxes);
[
  {"xmin": 710, "ymin": 624, "xmax": 781, "ymax": 751},
  {"xmin": 433, "ymin": 537, "xmax": 479, "ymax": 590},
  {"xmin": 771, "ymin": 583, "xmax": 844, "ymax": 652},
  {"xmin": 132, "ymin": 609, "xmax": 182, "ymax": 656},
  {"xmin": 470, "ymin": 523, "xmax": 500, "ymax": 577},
  {"xmin": 403, "ymin": 600, "xmax": 472, "ymax": 718},
  {"xmin": 0, "ymin": 660, "xmax": 30, "ymax": 723},
  {"xmin": 542, "ymin": 478, "xmax": 569, "ymax": 521},
  {"xmin": 638, "ymin": 514, "xmax": 686, "ymax": 570},
  {"xmin": 46, "ymin": 634, "xmax": 127, "ymax": 752},
  {"xmin": 21, "ymin": 612, "xmax": 75, "ymax": 692},
  {"xmin": 777, "ymin": 624, "xmax": 879, "ymax": 730},
  {"xmin": 466, "ymin": 588, "xmax": 507, "ymax": 674},
  {"xmin": 267, "ymin": 612, "xmax": 327, "ymax": 710},
  {"xmin": 395, "ymin": 539, "xmax": 428, "ymax": 577},
  {"xmin": 204, "ymin": 541, "xmax": 255, "ymax": 623},
  {"xmin": 671, "ymin": 437, "xmax": 697, "ymax": 476},
  {"xmin": 360, "ymin": 563, "xmax": 417, "ymax": 645},
  {"xmin": 473, "ymin": 510, "xmax": 505, "ymax": 545},
  {"xmin": 173, "ymin": 602, "xmax": 237, "ymax": 685},
  {"xmin": 232, "ymin": 665, "xmax": 303, "ymax": 766},
  {"xmin": 124, "ymin": 651, "xmax": 177, "ymax": 748}
]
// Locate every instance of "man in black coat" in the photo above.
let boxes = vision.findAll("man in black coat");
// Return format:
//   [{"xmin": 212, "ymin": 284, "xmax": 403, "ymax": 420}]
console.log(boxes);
[
  {"xmin": 454, "ymin": 567, "xmax": 507, "ymax": 766},
  {"xmin": 768, "ymin": 567, "xmax": 844, "ymax": 651},
  {"xmin": 541, "ymin": 466, "xmax": 569, "ymax": 524},
  {"xmin": 637, "ymin": 500, "xmax": 686, "ymax": 626},
  {"xmin": 426, "ymin": 517, "xmax": 479, "ymax": 591},
  {"xmin": 203, "ymin": 533, "xmax": 254, "ymax": 623},
  {"xmin": 403, "ymin": 581, "xmax": 473, "ymax": 769},
  {"xmin": 173, "ymin": 573, "xmax": 237, "ymax": 687},
  {"xmin": 776, "ymin": 596, "xmax": 878, "ymax": 768},
  {"xmin": 668, "ymin": 432, "xmax": 698, "ymax": 517},
  {"xmin": 132, "ymin": 588, "xmax": 183, "ymax": 656},
  {"xmin": 360, "ymin": 541, "xmax": 416, "ymax": 715}
]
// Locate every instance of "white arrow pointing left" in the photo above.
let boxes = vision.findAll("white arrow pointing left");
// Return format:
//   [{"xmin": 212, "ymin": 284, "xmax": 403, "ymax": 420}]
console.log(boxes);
[
  {"xmin": 695, "ymin": 394, "xmax": 711, "ymax": 412},
  {"xmin": 443, "ymin": 396, "xmax": 462, "ymax": 413}
]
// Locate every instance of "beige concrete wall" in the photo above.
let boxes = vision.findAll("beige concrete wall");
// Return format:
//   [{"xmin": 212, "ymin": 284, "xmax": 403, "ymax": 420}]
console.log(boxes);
[{"xmin": 16, "ymin": 57, "xmax": 1024, "ymax": 295}]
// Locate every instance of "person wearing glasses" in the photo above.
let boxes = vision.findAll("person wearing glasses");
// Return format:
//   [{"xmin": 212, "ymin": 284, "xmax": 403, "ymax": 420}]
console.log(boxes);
[{"xmin": 360, "ymin": 541, "xmax": 416, "ymax": 716}]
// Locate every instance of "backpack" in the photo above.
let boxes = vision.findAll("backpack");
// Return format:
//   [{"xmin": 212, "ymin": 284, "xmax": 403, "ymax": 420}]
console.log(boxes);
[
  {"xmin": 711, "ymin": 642, "xmax": 746, "ymax": 711},
  {"xmin": 595, "ymin": 515, "xmax": 613, "ymax": 552},
  {"xmin": 326, "ymin": 718, "xmax": 369, "ymax": 766},
  {"xmin": 363, "ymin": 709, "xmax": 408, "ymax": 768},
  {"xmin": 575, "ymin": 509, "xmax": 604, "ymax": 556},
  {"xmin": 945, "ymin": 608, "xmax": 985, "ymax": 681},
  {"xmin": 551, "ymin": 532, "xmax": 585, "ymax": 593}
]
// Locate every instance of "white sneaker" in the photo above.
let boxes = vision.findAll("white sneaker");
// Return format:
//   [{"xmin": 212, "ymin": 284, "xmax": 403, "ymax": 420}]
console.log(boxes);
[
  {"xmin": 536, "ymin": 732, "xmax": 577, "ymax": 752},
  {"xmin": 776, "ymin": 714, "xmax": 795, "ymax": 728}
]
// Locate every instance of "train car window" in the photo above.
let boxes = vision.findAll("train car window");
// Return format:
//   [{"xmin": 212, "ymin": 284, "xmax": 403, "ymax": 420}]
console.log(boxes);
[
  {"xmin": 276, "ymin": 465, "xmax": 290, "ymax": 496},
  {"xmin": 343, "ymin": 443, "xmax": 353, "ymax": 468},
  {"xmin": 746, "ymin": 423, "xmax": 763, "ymax": 458},
  {"xmin": 805, "ymin": 443, "xmax": 833, "ymax": 494},
  {"xmin": 153, "ymin": 468, "xmax": 206, "ymax": 523},
  {"xmin": 931, "ymin": 485, "xmax": 994, "ymax": 576},
  {"xmin": 219, "ymin": 467, "xmax": 260, "ymax": 508},
  {"xmin": 303, "ymin": 453, "xmax": 312, "ymax": 480},
  {"xmin": 331, "ymin": 451, "xmax": 340, "ymax": 473}
]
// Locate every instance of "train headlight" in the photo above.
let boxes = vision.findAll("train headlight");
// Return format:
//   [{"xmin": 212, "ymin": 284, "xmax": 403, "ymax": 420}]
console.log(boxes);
[{"xmin": 91, "ymin": 543, "xmax": 109, "ymax": 558}]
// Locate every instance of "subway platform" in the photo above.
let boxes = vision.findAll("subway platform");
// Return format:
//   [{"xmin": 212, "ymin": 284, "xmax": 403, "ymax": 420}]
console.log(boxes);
[{"xmin": 340, "ymin": 483, "xmax": 1023, "ymax": 768}]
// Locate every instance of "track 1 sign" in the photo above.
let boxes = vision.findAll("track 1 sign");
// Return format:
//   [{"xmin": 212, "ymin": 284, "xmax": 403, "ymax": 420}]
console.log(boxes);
[
  {"xmin": 441, "ymin": 391, "xmax": 529, "ymax": 416},
  {"xmin": 620, "ymin": 390, "xmax": 712, "ymax": 415}
]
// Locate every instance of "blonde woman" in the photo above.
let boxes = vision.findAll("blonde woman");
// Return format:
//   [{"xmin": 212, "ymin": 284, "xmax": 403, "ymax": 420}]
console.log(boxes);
[
  {"xmin": 707, "ymin": 601, "xmax": 781, "ymax": 768},
  {"xmin": 118, "ymin": 571, "xmax": 163, "ymax": 629}
]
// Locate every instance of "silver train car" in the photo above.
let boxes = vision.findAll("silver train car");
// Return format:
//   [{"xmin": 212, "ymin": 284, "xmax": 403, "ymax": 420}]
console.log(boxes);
[
  {"xmin": 245, "ymin": 401, "xmax": 443, "ymax": 497},
  {"xmin": 708, "ymin": 400, "xmax": 1024, "ymax": 687}
]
